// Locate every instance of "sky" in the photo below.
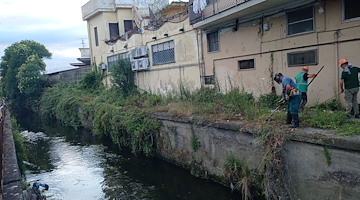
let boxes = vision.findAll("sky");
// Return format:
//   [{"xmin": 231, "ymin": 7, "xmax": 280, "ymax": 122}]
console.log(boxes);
[
  {"xmin": 0, "ymin": 0, "xmax": 90, "ymax": 73},
  {"xmin": 0, "ymin": 0, "xmax": 182, "ymax": 73}
]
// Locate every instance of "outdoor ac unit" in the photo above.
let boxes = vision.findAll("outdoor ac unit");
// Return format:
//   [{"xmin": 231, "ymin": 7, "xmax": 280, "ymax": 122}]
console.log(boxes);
[
  {"xmin": 137, "ymin": 46, "xmax": 148, "ymax": 57},
  {"xmin": 138, "ymin": 58, "xmax": 149, "ymax": 71},
  {"xmin": 131, "ymin": 46, "xmax": 148, "ymax": 59},
  {"xmin": 131, "ymin": 60, "xmax": 139, "ymax": 71},
  {"xmin": 131, "ymin": 48, "xmax": 138, "ymax": 59}
]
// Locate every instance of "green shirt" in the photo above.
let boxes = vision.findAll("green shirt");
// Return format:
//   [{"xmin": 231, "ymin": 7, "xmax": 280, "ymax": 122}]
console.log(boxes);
[
  {"xmin": 295, "ymin": 72, "xmax": 308, "ymax": 92},
  {"xmin": 341, "ymin": 65, "xmax": 360, "ymax": 89}
]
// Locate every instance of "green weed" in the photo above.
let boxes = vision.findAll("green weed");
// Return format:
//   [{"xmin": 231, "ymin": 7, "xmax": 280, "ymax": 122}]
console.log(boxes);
[{"xmin": 323, "ymin": 146, "xmax": 332, "ymax": 165}]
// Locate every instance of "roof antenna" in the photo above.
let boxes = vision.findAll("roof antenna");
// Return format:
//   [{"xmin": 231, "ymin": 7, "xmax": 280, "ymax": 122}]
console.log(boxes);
[{"xmin": 80, "ymin": 38, "xmax": 86, "ymax": 48}]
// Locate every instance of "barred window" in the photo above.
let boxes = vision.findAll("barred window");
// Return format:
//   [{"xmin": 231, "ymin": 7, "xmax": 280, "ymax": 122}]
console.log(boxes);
[
  {"xmin": 107, "ymin": 52, "xmax": 129, "ymax": 70},
  {"xmin": 152, "ymin": 40, "xmax": 175, "ymax": 65},
  {"xmin": 207, "ymin": 31, "xmax": 219, "ymax": 52},
  {"xmin": 344, "ymin": 0, "xmax": 360, "ymax": 21},
  {"xmin": 204, "ymin": 75, "xmax": 215, "ymax": 85},
  {"xmin": 287, "ymin": 7, "xmax": 314, "ymax": 36},
  {"xmin": 238, "ymin": 59, "xmax": 255, "ymax": 70},
  {"xmin": 288, "ymin": 50, "xmax": 317, "ymax": 67}
]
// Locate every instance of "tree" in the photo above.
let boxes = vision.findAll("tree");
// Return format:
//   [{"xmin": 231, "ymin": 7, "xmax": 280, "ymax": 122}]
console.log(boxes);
[
  {"xmin": 0, "ymin": 40, "xmax": 51, "ymax": 110},
  {"xmin": 110, "ymin": 59, "xmax": 137, "ymax": 95},
  {"xmin": 17, "ymin": 55, "xmax": 47, "ymax": 96}
]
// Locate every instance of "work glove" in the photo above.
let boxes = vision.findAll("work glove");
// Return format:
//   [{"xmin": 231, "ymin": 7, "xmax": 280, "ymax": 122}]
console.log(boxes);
[{"xmin": 278, "ymin": 97, "xmax": 286, "ymax": 105}]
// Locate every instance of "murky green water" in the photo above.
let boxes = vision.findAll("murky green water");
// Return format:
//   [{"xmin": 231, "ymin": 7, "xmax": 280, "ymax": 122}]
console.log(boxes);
[{"xmin": 18, "ymin": 113, "xmax": 242, "ymax": 200}]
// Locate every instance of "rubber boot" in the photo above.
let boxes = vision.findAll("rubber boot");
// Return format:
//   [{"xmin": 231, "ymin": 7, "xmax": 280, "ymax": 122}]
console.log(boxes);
[
  {"xmin": 290, "ymin": 114, "xmax": 300, "ymax": 128},
  {"xmin": 284, "ymin": 112, "xmax": 292, "ymax": 124}
]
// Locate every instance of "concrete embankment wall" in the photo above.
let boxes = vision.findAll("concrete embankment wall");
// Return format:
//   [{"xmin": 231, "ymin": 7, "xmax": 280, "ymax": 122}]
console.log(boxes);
[
  {"xmin": 152, "ymin": 112, "xmax": 360, "ymax": 200},
  {"xmin": 2, "ymin": 110, "xmax": 23, "ymax": 199}
]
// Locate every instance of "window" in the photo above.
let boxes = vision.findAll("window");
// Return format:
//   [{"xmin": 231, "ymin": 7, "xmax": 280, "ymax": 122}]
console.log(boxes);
[
  {"xmin": 124, "ymin": 20, "xmax": 133, "ymax": 32},
  {"xmin": 238, "ymin": 59, "xmax": 255, "ymax": 70},
  {"xmin": 344, "ymin": 0, "xmax": 360, "ymax": 21},
  {"xmin": 207, "ymin": 31, "xmax": 219, "ymax": 52},
  {"xmin": 109, "ymin": 23, "xmax": 119, "ymax": 40},
  {"xmin": 152, "ymin": 40, "xmax": 175, "ymax": 65},
  {"xmin": 287, "ymin": 7, "xmax": 314, "ymax": 36},
  {"xmin": 204, "ymin": 75, "xmax": 214, "ymax": 85},
  {"xmin": 107, "ymin": 53, "xmax": 129, "ymax": 71},
  {"xmin": 287, "ymin": 50, "xmax": 317, "ymax": 66},
  {"xmin": 94, "ymin": 27, "xmax": 99, "ymax": 47}
]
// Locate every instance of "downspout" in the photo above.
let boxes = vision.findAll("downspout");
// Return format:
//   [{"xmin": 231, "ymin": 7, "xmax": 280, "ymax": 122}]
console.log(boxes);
[{"xmin": 197, "ymin": 29, "xmax": 205, "ymax": 87}]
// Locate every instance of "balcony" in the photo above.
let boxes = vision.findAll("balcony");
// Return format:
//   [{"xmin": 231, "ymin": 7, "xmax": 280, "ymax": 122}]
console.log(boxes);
[
  {"xmin": 82, "ymin": 0, "xmax": 133, "ymax": 20},
  {"xmin": 189, "ymin": 0, "xmax": 315, "ymax": 29}
]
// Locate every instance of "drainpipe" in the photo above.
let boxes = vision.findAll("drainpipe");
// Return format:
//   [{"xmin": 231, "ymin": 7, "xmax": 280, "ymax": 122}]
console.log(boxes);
[
  {"xmin": 197, "ymin": 29, "xmax": 205, "ymax": 87},
  {"xmin": 335, "ymin": 29, "xmax": 340, "ymax": 100}
]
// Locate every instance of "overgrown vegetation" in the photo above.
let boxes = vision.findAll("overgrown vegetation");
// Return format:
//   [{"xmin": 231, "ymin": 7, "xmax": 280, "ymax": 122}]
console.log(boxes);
[
  {"xmin": 224, "ymin": 154, "xmax": 253, "ymax": 200},
  {"xmin": 11, "ymin": 117, "xmax": 28, "ymax": 174},
  {"xmin": 190, "ymin": 132, "xmax": 200, "ymax": 151}
]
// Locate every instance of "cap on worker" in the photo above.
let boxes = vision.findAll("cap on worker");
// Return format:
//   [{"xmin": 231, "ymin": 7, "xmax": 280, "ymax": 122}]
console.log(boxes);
[
  {"xmin": 302, "ymin": 66, "xmax": 309, "ymax": 71},
  {"xmin": 338, "ymin": 58, "xmax": 348, "ymax": 67},
  {"xmin": 274, "ymin": 73, "xmax": 283, "ymax": 84}
]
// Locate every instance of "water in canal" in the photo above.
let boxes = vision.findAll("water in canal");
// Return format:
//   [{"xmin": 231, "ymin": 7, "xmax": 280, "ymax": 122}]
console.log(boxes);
[{"xmin": 17, "ymin": 113, "xmax": 242, "ymax": 200}]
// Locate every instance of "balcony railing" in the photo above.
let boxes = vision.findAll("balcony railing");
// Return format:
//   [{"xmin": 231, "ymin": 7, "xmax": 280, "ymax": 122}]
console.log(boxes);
[{"xmin": 189, "ymin": 0, "xmax": 251, "ymax": 25}]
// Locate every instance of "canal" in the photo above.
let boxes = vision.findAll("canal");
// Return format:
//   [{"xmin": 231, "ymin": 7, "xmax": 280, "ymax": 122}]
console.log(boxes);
[{"xmin": 17, "ymin": 113, "xmax": 242, "ymax": 200}]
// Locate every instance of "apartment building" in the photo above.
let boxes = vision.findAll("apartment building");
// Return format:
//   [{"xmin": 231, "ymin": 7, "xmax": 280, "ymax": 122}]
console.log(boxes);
[
  {"xmin": 189, "ymin": 0, "xmax": 360, "ymax": 105},
  {"xmin": 82, "ymin": 0, "xmax": 202, "ymax": 95}
]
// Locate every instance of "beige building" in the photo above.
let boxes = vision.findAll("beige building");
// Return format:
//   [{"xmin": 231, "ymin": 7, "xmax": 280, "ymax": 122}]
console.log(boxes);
[
  {"xmin": 82, "ymin": 0, "xmax": 202, "ymax": 96},
  {"xmin": 190, "ymin": 0, "xmax": 360, "ymax": 106}
]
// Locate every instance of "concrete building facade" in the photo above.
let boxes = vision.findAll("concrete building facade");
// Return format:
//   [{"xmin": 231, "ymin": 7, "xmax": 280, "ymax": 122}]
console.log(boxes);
[
  {"xmin": 190, "ymin": 0, "xmax": 360, "ymax": 106},
  {"xmin": 82, "ymin": 0, "xmax": 202, "ymax": 95}
]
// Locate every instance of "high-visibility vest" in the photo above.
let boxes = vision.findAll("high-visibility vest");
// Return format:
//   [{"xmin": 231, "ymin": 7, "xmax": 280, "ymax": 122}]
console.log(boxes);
[{"xmin": 295, "ymin": 72, "xmax": 308, "ymax": 92}]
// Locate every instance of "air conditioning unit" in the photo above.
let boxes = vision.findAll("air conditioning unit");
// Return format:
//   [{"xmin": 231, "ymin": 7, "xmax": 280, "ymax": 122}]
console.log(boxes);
[
  {"xmin": 137, "ymin": 46, "xmax": 148, "ymax": 58},
  {"xmin": 131, "ymin": 60, "xmax": 139, "ymax": 71},
  {"xmin": 131, "ymin": 48, "xmax": 138, "ymax": 59},
  {"xmin": 138, "ymin": 58, "xmax": 149, "ymax": 71},
  {"xmin": 131, "ymin": 46, "xmax": 148, "ymax": 59},
  {"xmin": 101, "ymin": 64, "xmax": 107, "ymax": 70}
]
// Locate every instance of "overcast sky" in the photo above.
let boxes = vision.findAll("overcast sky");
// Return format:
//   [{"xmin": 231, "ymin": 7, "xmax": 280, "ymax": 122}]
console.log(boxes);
[{"xmin": 0, "ymin": 0, "xmax": 89, "ymax": 73}]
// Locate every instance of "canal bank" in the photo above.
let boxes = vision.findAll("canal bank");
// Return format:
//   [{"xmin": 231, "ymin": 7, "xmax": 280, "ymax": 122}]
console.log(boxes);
[
  {"xmin": 2, "ymin": 109, "xmax": 23, "ymax": 199},
  {"xmin": 78, "ymin": 108, "xmax": 360, "ymax": 199},
  {"xmin": 150, "ymin": 112, "xmax": 360, "ymax": 200}
]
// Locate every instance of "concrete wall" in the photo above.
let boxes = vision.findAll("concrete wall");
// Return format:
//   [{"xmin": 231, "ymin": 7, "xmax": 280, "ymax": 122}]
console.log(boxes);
[
  {"xmin": 202, "ymin": 0, "xmax": 360, "ymax": 106},
  {"xmin": 46, "ymin": 67, "xmax": 91, "ymax": 85},
  {"xmin": 85, "ymin": 4, "xmax": 202, "ymax": 95},
  {"xmin": 2, "ymin": 109, "xmax": 23, "ymax": 199},
  {"xmin": 153, "ymin": 112, "xmax": 360, "ymax": 199}
]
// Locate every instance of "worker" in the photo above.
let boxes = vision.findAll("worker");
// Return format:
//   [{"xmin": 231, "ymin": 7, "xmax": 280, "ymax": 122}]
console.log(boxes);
[
  {"xmin": 339, "ymin": 58, "xmax": 360, "ymax": 118},
  {"xmin": 274, "ymin": 73, "xmax": 301, "ymax": 128},
  {"xmin": 295, "ymin": 66, "xmax": 317, "ymax": 110},
  {"xmin": 30, "ymin": 181, "xmax": 49, "ymax": 200}
]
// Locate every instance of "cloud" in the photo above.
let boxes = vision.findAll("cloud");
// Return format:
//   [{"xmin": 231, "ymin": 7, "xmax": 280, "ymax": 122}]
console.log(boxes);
[{"xmin": 0, "ymin": 0, "xmax": 89, "ymax": 71}]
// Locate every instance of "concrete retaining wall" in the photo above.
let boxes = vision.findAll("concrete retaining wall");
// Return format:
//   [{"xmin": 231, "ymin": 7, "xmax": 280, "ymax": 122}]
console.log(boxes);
[
  {"xmin": 2, "ymin": 110, "xmax": 23, "ymax": 199},
  {"xmin": 153, "ymin": 112, "xmax": 360, "ymax": 200}
]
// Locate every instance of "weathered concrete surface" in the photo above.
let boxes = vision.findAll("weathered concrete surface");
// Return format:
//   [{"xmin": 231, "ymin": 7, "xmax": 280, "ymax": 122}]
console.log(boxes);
[
  {"xmin": 2, "ymin": 110, "xmax": 23, "ymax": 199},
  {"xmin": 285, "ymin": 141, "xmax": 360, "ymax": 200},
  {"xmin": 153, "ymin": 112, "xmax": 360, "ymax": 200}
]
